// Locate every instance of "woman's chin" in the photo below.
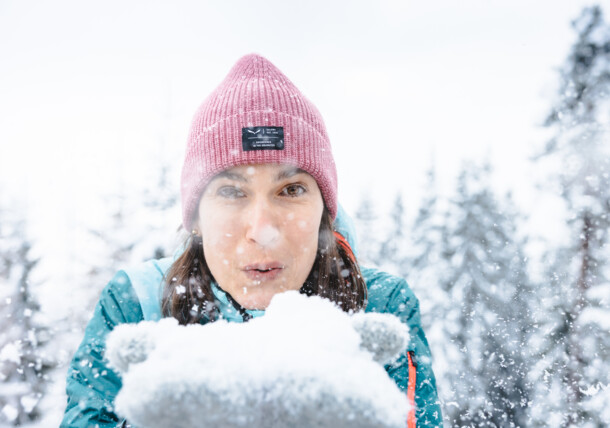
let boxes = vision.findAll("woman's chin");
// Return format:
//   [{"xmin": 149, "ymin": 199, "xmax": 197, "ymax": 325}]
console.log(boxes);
[
  {"xmin": 233, "ymin": 285, "xmax": 295, "ymax": 311},
  {"xmin": 235, "ymin": 294, "xmax": 271, "ymax": 311}
]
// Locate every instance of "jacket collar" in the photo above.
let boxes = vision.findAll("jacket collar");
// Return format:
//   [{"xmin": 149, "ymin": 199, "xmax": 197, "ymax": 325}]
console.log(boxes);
[{"xmin": 210, "ymin": 282, "xmax": 265, "ymax": 323}]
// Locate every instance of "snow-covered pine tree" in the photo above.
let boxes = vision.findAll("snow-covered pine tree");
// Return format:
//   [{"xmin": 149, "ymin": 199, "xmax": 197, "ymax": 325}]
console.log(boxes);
[
  {"xmin": 138, "ymin": 162, "xmax": 180, "ymax": 261},
  {"xmin": 403, "ymin": 166, "xmax": 446, "ymax": 326},
  {"xmin": 81, "ymin": 188, "xmax": 137, "ymax": 318},
  {"xmin": 354, "ymin": 194, "xmax": 381, "ymax": 267},
  {"xmin": 398, "ymin": 165, "xmax": 454, "ymax": 415},
  {"xmin": 376, "ymin": 192, "xmax": 407, "ymax": 275},
  {"xmin": 0, "ymin": 217, "xmax": 54, "ymax": 425},
  {"xmin": 408, "ymin": 167, "xmax": 441, "ymax": 272},
  {"xmin": 529, "ymin": 246, "xmax": 594, "ymax": 427},
  {"xmin": 437, "ymin": 162, "xmax": 533, "ymax": 428},
  {"xmin": 85, "ymin": 155, "xmax": 180, "ymax": 312},
  {"xmin": 532, "ymin": 5, "xmax": 610, "ymax": 426}
]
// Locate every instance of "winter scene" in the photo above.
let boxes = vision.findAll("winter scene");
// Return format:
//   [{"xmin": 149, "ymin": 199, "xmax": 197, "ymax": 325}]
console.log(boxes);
[{"xmin": 1, "ymin": 1, "xmax": 609, "ymax": 427}]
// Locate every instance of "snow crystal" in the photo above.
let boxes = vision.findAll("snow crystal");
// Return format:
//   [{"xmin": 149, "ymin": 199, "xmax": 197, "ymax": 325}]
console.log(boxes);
[
  {"xmin": 252, "ymin": 225, "xmax": 279, "ymax": 247},
  {"xmin": 580, "ymin": 307, "xmax": 610, "ymax": 330},
  {"xmin": 20, "ymin": 394, "xmax": 39, "ymax": 413},
  {"xmin": 0, "ymin": 342, "xmax": 21, "ymax": 364},
  {"xmin": 1, "ymin": 404, "xmax": 18, "ymax": 422}
]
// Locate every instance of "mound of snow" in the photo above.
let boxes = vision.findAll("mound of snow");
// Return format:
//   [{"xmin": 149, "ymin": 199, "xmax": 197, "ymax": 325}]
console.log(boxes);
[{"xmin": 106, "ymin": 291, "xmax": 409, "ymax": 428}]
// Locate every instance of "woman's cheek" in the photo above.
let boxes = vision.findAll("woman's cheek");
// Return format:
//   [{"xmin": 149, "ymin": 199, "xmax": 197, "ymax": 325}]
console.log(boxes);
[
  {"xmin": 201, "ymin": 208, "xmax": 240, "ymax": 247},
  {"xmin": 292, "ymin": 218, "xmax": 318, "ymax": 255},
  {"xmin": 202, "ymin": 226, "xmax": 226, "ymax": 249},
  {"xmin": 211, "ymin": 229, "xmax": 240, "ymax": 257},
  {"xmin": 293, "ymin": 218, "xmax": 312, "ymax": 241}
]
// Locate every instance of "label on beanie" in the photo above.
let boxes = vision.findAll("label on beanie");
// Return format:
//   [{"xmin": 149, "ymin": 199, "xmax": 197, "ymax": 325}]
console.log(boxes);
[{"xmin": 242, "ymin": 126, "xmax": 284, "ymax": 151}]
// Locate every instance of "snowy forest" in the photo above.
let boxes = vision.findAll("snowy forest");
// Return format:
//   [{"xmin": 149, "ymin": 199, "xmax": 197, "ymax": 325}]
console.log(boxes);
[{"xmin": 1, "ymin": 4, "xmax": 609, "ymax": 428}]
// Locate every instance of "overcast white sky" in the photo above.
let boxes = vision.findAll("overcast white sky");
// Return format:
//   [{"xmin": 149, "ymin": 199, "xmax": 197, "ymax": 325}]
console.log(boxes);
[{"xmin": 1, "ymin": 0, "xmax": 608, "ymax": 260}]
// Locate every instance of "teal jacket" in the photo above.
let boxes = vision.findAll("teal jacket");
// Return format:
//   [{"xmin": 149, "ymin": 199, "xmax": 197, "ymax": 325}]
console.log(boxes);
[{"xmin": 61, "ymin": 211, "xmax": 442, "ymax": 427}]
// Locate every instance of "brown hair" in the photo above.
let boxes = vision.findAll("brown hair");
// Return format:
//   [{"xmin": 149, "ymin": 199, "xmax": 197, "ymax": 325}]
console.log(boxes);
[{"xmin": 161, "ymin": 208, "xmax": 367, "ymax": 325}]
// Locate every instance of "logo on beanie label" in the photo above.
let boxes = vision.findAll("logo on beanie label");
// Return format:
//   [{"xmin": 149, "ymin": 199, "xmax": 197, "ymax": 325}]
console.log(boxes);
[{"xmin": 242, "ymin": 126, "xmax": 284, "ymax": 151}]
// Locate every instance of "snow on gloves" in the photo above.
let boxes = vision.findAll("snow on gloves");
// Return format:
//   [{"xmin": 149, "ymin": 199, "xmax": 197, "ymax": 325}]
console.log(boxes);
[{"xmin": 105, "ymin": 291, "xmax": 410, "ymax": 428}]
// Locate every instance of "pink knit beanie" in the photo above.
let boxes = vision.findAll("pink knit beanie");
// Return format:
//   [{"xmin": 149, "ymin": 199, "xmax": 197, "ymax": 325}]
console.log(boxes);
[{"xmin": 181, "ymin": 54, "xmax": 338, "ymax": 230}]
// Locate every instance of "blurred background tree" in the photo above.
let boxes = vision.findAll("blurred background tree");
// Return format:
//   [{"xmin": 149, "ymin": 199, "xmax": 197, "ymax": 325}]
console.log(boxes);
[
  {"xmin": 532, "ymin": 5, "xmax": 610, "ymax": 426},
  {"xmin": 0, "ymin": 210, "xmax": 54, "ymax": 426}
]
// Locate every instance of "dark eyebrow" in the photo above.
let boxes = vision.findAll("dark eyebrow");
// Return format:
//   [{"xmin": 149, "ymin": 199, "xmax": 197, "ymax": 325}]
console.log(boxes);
[
  {"xmin": 210, "ymin": 167, "xmax": 307, "ymax": 184},
  {"xmin": 211, "ymin": 171, "xmax": 248, "ymax": 183},
  {"xmin": 276, "ymin": 167, "xmax": 307, "ymax": 182}
]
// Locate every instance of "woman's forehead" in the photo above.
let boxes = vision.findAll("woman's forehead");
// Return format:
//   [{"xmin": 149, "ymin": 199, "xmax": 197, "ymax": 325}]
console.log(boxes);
[{"xmin": 212, "ymin": 164, "xmax": 308, "ymax": 182}]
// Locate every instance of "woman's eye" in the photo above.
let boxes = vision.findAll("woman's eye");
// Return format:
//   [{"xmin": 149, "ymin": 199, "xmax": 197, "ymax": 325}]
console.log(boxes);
[
  {"xmin": 217, "ymin": 186, "xmax": 245, "ymax": 199},
  {"xmin": 281, "ymin": 184, "xmax": 306, "ymax": 197}
]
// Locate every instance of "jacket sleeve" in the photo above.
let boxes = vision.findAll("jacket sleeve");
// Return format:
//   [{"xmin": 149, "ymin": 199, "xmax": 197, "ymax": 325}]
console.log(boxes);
[
  {"xmin": 61, "ymin": 271, "xmax": 144, "ymax": 428},
  {"xmin": 383, "ymin": 277, "xmax": 443, "ymax": 427}
]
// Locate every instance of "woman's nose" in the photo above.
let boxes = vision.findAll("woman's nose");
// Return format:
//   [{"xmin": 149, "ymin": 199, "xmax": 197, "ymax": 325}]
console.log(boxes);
[{"xmin": 245, "ymin": 199, "xmax": 280, "ymax": 247}]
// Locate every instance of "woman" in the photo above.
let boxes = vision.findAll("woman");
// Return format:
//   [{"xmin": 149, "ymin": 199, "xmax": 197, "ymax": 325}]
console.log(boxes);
[{"xmin": 61, "ymin": 54, "xmax": 442, "ymax": 427}]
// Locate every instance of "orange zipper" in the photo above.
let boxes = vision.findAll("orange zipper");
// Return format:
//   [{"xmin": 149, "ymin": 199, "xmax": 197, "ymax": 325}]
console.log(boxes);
[{"xmin": 407, "ymin": 351, "xmax": 417, "ymax": 428}]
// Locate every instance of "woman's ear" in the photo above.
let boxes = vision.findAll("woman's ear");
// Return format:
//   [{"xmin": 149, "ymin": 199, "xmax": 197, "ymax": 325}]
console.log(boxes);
[{"xmin": 191, "ymin": 209, "xmax": 202, "ymax": 238}]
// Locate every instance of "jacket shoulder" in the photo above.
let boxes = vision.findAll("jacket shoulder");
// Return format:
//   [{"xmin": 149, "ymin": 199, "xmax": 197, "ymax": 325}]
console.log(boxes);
[
  {"xmin": 361, "ymin": 266, "xmax": 418, "ymax": 316},
  {"xmin": 361, "ymin": 267, "xmax": 428, "ymax": 355},
  {"xmin": 121, "ymin": 257, "xmax": 173, "ymax": 321},
  {"xmin": 95, "ymin": 270, "xmax": 146, "ymax": 326}
]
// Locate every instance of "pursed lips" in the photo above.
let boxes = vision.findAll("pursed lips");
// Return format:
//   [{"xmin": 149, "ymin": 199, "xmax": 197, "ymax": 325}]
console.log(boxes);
[{"xmin": 242, "ymin": 262, "xmax": 285, "ymax": 281}]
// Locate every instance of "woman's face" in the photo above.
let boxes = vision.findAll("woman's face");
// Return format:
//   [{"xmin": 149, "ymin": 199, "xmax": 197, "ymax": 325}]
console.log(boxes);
[{"xmin": 196, "ymin": 164, "xmax": 324, "ymax": 310}]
